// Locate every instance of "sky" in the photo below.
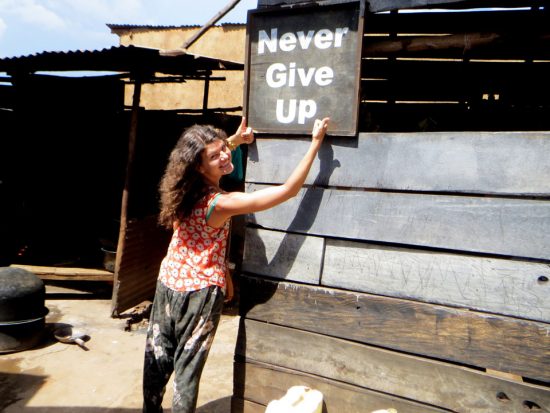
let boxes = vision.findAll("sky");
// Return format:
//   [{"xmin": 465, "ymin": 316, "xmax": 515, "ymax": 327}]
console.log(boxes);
[{"xmin": 0, "ymin": 0, "xmax": 258, "ymax": 58}]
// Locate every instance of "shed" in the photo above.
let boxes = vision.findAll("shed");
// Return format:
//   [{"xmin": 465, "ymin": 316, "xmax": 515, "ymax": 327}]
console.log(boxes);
[
  {"xmin": 107, "ymin": 23, "xmax": 247, "ymax": 112},
  {"xmin": 0, "ymin": 45, "xmax": 244, "ymax": 315},
  {"xmin": 234, "ymin": 0, "xmax": 550, "ymax": 411}
]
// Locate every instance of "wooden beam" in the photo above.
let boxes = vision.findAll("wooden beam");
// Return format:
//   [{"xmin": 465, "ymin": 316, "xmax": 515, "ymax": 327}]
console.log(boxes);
[
  {"xmin": 362, "ymin": 32, "xmax": 550, "ymax": 60},
  {"xmin": 363, "ymin": 32, "xmax": 501, "ymax": 56},
  {"xmin": 181, "ymin": 0, "xmax": 241, "ymax": 50},
  {"xmin": 240, "ymin": 276, "xmax": 550, "ymax": 382},
  {"xmin": 9, "ymin": 265, "xmax": 113, "ymax": 281}
]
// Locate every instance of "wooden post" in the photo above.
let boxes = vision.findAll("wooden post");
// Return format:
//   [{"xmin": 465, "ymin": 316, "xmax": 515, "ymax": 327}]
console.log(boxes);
[
  {"xmin": 181, "ymin": 0, "xmax": 242, "ymax": 50},
  {"xmin": 161, "ymin": 0, "xmax": 242, "ymax": 55},
  {"xmin": 112, "ymin": 79, "xmax": 142, "ymax": 315},
  {"xmin": 203, "ymin": 73, "xmax": 210, "ymax": 115}
]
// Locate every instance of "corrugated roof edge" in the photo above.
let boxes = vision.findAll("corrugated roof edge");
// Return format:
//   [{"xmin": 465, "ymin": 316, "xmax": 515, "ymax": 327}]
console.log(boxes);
[
  {"xmin": 0, "ymin": 45, "xmax": 244, "ymax": 74},
  {"xmin": 0, "ymin": 45, "xmax": 156, "ymax": 61},
  {"xmin": 107, "ymin": 23, "xmax": 245, "ymax": 31}
]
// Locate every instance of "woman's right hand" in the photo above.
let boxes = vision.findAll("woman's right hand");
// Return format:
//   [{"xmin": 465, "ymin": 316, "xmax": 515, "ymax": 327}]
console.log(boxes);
[{"xmin": 312, "ymin": 117, "xmax": 330, "ymax": 144}]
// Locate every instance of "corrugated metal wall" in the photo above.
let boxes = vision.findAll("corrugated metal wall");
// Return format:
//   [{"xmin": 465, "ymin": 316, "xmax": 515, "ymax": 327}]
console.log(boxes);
[{"xmin": 111, "ymin": 215, "xmax": 170, "ymax": 316}]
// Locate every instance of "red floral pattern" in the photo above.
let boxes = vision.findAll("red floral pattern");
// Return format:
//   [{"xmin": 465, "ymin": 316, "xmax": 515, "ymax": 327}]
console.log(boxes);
[{"xmin": 159, "ymin": 190, "xmax": 229, "ymax": 292}]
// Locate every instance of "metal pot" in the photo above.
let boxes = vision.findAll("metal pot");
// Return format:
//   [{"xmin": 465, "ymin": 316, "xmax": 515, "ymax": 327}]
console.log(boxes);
[{"xmin": 0, "ymin": 267, "xmax": 49, "ymax": 353}]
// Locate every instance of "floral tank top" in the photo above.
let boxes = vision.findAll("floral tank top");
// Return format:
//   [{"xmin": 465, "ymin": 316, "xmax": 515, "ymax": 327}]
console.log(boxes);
[{"xmin": 158, "ymin": 189, "xmax": 229, "ymax": 292}]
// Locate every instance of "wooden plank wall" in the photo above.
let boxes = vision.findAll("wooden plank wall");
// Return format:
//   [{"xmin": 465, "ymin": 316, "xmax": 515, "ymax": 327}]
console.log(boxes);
[
  {"xmin": 235, "ymin": 131, "xmax": 550, "ymax": 412},
  {"xmin": 234, "ymin": 5, "xmax": 550, "ymax": 413}
]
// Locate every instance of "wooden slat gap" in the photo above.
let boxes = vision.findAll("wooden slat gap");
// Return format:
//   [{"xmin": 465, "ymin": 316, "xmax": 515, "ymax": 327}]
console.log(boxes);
[
  {"xmin": 243, "ymin": 224, "xmax": 550, "ymax": 266},
  {"xmin": 245, "ymin": 181, "xmax": 550, "ymax": 199},
  {"xmin": 9, "ymin": 264, "xmax": 114, "ymax": 281},
  {"xmin": 240, "ymin": 271, "xmax": 320, "ymax": 287}
]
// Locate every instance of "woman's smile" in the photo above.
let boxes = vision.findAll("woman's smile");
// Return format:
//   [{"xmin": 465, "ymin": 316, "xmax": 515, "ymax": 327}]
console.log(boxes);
[
  {"xmin": 199, "ymin": 139, "xmax": 234, "ymax": 184},
  {"xmin": 220, "ymin": 160, "xmax": 233, "ymax": 174}
]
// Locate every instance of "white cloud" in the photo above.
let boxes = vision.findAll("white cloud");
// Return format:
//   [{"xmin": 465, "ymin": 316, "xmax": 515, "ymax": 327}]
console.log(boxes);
[
  {"xmin": 110, "ymin": 0, "xmax": 145, "ymax": 20},
  {"xmin": 0, "ymin": 17, "xmax": 6, "ymax": 40},
  {"xmin": 0, "ymin": 0, "xmax": 256, "ymax": 57},
  {"xmin": 0, "ymin": 0, "xmax": 66, "ymax": 30},
  {"xmin": 55, "ymin": 0, "xmax": 145, "ymax": 24}
]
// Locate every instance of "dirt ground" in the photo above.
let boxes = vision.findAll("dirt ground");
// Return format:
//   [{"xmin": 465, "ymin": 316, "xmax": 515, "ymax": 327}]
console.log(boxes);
[{"xmin": 0, "ymin": 281, "xmax": 240, "ymax": 413}]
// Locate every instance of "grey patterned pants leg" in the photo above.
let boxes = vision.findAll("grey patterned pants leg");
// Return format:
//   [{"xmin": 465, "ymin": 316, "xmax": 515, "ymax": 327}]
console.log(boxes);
[{"xmin": 143, "ymin": 281, "xmax": 224, "ymax": 413}]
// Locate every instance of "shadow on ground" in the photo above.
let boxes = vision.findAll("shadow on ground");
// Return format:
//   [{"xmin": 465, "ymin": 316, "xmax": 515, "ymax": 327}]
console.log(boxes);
[
  {"xmin": 197, "ymin": 396, "xmax": 231, "ymax": 413},
  {"xmin": 0, "ymin": 369, "xmax": 231, "ymax": 413}
]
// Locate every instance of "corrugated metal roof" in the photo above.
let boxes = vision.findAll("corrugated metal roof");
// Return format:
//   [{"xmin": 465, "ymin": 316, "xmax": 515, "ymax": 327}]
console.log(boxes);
[{"xmin": 0, "ymin": 45, "xmax": 243, "ymax": 76}]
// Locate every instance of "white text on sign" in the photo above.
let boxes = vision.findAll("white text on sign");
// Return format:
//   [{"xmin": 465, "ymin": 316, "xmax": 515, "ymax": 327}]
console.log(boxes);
[
  {"xmin": 257, "ymin": 26, "xmax": 349, "ymax": 124},
  {"xmin": 258, "ymin": 28, "xmax": 349, "ymax": 54}
]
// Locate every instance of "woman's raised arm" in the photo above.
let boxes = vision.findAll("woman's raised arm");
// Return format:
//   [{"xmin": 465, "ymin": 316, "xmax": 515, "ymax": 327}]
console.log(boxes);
[{"xmin": 207, "ymin": 117, "xmax": 330, "ymax": 227}]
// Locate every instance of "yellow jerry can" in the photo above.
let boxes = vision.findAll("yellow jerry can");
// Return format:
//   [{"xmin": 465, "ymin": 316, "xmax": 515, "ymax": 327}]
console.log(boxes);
[{"xmin": 265, "ymin": 386, "xmax": 323, "ymax": 413}]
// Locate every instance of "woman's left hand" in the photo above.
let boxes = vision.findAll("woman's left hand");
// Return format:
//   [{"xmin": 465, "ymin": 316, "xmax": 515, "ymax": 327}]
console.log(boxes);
[{"xmin": 231, "ymin": 117, "xmax": 255, "ymax": 146}]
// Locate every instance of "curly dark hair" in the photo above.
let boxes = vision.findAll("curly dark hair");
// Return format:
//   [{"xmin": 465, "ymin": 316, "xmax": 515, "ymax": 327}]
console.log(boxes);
[{"xmin": 158, "ymin": 124, "xmax": 227, "ymax": 229}]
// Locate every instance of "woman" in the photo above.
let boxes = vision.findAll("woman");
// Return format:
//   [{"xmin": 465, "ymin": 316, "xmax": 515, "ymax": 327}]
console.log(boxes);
[{"xmin": 143, "ymin": 116, "xmax": 330, "ymax": 413}]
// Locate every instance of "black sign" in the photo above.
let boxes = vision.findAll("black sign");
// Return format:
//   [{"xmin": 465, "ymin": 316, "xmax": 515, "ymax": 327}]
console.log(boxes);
[{"xmin": 245, "ymin": 2, "xmax": 362, "ymax": 136}]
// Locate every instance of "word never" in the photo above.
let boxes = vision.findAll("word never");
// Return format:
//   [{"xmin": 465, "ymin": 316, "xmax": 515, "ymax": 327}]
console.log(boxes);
[{"xmin": 258, "ymin": 27, "xmax": 349, "ymax": 54}]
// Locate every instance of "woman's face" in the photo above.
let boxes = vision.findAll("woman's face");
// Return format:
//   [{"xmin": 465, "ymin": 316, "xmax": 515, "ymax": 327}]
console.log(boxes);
[{"xmin": 198, "ymin": 139, "xmax": 234, "ymax": 184}]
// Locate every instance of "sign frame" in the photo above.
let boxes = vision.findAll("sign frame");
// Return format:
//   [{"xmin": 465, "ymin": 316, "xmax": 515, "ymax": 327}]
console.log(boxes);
[{"xmin": 244, "ymin": 2, "xmax": 364, "ymax": 136}]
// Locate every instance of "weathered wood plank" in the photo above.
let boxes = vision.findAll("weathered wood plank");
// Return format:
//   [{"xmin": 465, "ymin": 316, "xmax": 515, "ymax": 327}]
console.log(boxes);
[
  {"xmin": 237, "ymin": 319, "xmax": 550, "ymax": 413},
  {"xmin": 242, "ymin": 228, "xmax": 323, "ymax": 284},
  {"xmin": 234, "ymin": 360, "xmax": 450, "ymax": 413},
  {"xmin": 9, "ymin": 264, "xmax": 114, "ymax": 281},
  {"xmin": 322, "ymin": 240, "xmax": 550, "ymax": 322},
  {"xmin": 240, "ymin": 276, "xmax": 550, "ymax": 382},
  {"xmin": 246, "ymin": 132, "xmax": 550, "ymax": 195},
  {"xmin": 247, "ymin": 185, "xmax": 550, "ymax": 260},
  {"xmin": 362, "ymin": 31, "xmax": 550, "ymax": 61}
]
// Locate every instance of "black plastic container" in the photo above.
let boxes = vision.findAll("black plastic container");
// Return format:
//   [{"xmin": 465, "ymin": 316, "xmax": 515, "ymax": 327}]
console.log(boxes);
[{"xmin": 0, "ymin": 267, "xmax": 49, "ymax": 353}]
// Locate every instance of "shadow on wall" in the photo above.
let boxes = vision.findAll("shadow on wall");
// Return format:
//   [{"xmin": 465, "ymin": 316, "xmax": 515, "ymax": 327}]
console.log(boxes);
[{"xmin": 245, "ymin": 141, "xmax": 341, "ymax": 281}]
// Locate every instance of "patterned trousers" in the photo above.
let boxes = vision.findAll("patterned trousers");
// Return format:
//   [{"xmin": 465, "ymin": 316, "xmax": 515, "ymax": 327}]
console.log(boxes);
[{"xmin": 143, "ymin": 281, "xmax": 224, "ymax": 413}]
